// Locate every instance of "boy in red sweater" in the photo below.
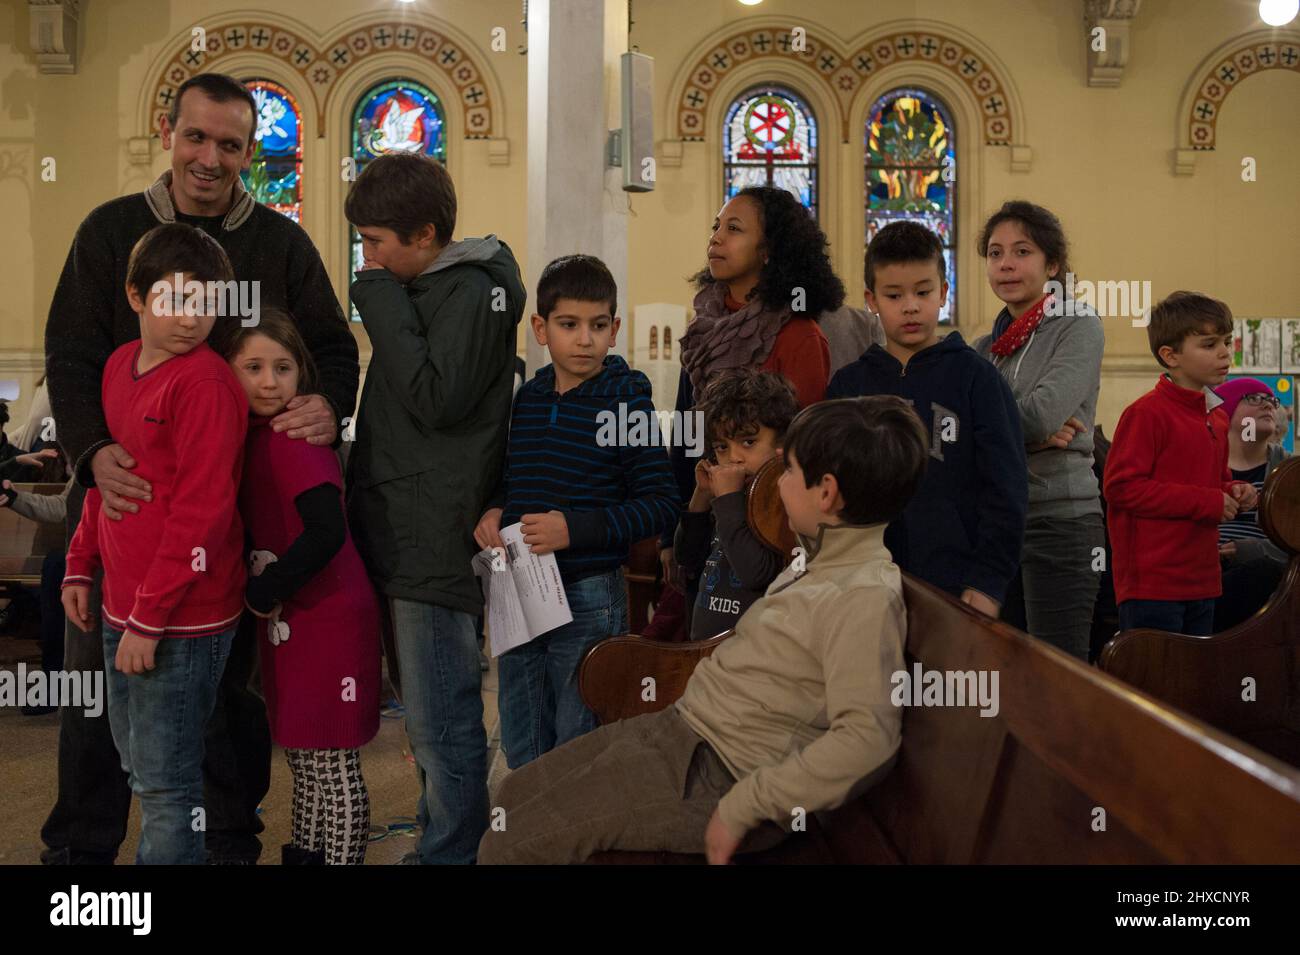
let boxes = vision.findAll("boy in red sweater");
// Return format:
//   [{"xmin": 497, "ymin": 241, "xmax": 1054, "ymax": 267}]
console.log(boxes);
[
  {"xmin": 60, "ymin": 223, "xmax": 249, "ymax": 864},
  {"xmin": 1104, "ymin": 292, "xmax": 1257, "ymax": 636}
]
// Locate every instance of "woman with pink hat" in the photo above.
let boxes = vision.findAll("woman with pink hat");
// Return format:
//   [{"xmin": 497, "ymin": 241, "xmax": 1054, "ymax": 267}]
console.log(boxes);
[{"xmin": 1213, "ymin": 377, "xmax": 1290, "ymax": 629}]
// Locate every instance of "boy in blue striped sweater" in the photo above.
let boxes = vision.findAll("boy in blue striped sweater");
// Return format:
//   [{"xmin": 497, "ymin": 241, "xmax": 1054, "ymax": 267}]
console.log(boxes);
[{"xmin": 475, "ymin": 255, "xmax": 678, "ymax": 768}]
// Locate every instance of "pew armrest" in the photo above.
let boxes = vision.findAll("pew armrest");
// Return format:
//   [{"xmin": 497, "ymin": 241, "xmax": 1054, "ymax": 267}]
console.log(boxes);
[{"xmin": 578, "ymin": 632, "xmax": 733, "ymax": 724}]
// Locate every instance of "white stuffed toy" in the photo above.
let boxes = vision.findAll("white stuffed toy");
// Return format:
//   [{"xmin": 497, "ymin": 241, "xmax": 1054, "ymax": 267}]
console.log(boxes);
[{"xmin": 248, "ymin": 549, "xmax": 291, "ymax": 646}]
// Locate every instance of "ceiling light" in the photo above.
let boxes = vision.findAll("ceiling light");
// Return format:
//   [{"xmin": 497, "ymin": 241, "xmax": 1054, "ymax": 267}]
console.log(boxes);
[{"xmin": 1259, "ymin": 0, "xmax": 1299, "ymax": 26}]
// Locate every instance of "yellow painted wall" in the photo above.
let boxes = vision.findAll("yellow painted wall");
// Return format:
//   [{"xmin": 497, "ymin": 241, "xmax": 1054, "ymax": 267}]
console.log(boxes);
[{"xmin": 2, "ymin": 0, "xmax": 1297, "ymax": 438}]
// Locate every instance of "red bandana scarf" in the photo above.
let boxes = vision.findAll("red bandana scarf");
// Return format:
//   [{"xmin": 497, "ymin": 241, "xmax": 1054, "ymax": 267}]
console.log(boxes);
[{"xmin": 990, "ymin": 293, "xmax": 1053, "ymax": 357}]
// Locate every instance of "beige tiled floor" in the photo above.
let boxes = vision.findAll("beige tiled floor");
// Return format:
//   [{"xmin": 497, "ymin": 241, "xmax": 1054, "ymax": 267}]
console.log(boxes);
[{"xmin": 1, "ymin": 634, "xmax": 509, "ymax": 865}]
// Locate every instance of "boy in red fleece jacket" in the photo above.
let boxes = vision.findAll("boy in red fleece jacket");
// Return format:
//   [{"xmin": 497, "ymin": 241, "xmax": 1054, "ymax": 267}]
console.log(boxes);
[
  {"xmin": 60, "ymin": 223, "xmax": 249, "ymax": 864},
  {"xmin": 1103, "ymin": 292, "xmax": 1257, "ymax": 636}
]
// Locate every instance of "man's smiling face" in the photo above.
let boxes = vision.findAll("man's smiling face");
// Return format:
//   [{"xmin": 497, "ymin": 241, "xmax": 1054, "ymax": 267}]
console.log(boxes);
[{"xmin": 160, "ymin": 88, "xmax": 256, "ymax": 217}]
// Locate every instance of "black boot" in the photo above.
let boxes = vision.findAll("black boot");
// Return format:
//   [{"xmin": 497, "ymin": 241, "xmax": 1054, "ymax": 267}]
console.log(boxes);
[{"xmin": 281, "ymin": 843, "xmax": 325, "ymax": 865}]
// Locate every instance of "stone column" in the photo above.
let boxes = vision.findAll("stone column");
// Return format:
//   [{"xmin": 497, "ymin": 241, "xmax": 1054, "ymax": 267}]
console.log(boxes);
[{"xmin": 526, "ymin": 0, "xmax": 630, "ymax": 371}]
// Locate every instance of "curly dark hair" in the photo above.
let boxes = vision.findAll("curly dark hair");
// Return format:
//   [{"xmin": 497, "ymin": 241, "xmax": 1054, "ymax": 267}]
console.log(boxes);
[
  {"xmin": 697, "ymin": 369, "xmax": 800, "ymax": 450},
  {"xmin": 692, "ymin": 186, "xmax": 845, "ymax": 317}
]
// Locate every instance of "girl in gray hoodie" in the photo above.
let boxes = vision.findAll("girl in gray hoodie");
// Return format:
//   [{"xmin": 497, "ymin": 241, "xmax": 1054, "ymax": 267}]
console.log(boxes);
[{"xmin": 973, "ymin": 202, "xmax": 1104, "ymax": 660}]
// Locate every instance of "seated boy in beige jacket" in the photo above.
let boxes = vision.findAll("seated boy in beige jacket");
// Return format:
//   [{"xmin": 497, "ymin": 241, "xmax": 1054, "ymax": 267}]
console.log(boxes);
[{"xmin": 477, "ymin": 396, "xmax": 928, "ymax": 865}]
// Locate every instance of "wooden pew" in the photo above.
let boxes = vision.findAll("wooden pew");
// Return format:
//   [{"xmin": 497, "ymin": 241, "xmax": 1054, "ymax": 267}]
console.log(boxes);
[
  {"xmin": 1099, "ymin": 456, "xmax": 1300, "ymax": 767},
  {"xmin": 578, "ymin": 460, "xmax": 1300, "ymax": 864},
  {"xmin": 0, "ymin": 483, "xmax": 66, "ymax": 587}
]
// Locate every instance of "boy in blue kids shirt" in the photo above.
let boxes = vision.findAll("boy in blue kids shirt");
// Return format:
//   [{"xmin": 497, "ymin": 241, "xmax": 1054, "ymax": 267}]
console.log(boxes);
[
  {"xmin": 475, "ymin": 255, "xmax": 678, "ymax": 768},
  {"xmin": 827, "ymin": 221, "xmax": 1027, "ymax": 615},
  {"xmin": 675, "ymin": 369, "xmax": 799, "ymax": 641}
]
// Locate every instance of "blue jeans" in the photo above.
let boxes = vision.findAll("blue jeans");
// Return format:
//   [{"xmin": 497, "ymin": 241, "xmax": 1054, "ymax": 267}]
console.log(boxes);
[
  {"xmin": 102, "ymin": 623, "xmax": 235, "ymax": 865},
  {"xmin": 389, "ymin": 597, "xmax": 488, "ymax": 865},
  {"xmin": 1118, "ymin": 598, "xmax": 1215, "ymax": 637},
  {"xmin": 499, "ymin": 568, "xmax": 628, "ymax": 770}
]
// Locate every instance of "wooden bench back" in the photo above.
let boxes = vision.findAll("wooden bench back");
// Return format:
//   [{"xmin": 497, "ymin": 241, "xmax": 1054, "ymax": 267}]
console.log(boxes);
[
  {"xmin": 1098, "ymin": 456, "xmax": 1300, "ymax": 766},
  {"xmin": 0, "ymin": 483, "xmax": 66, "ymax": 583},
  {"xmin": 847, "ymin": 575, "xmax": 1300, "ymax": 863}
]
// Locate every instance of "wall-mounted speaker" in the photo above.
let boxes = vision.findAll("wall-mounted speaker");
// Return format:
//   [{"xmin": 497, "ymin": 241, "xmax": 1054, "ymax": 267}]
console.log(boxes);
[{"xmin": 620, "ymin": 51, "xmax": 655, "ymax": 193}]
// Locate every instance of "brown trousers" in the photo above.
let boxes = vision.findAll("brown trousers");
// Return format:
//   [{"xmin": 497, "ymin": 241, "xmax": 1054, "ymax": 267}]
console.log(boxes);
[{"xmin": 478, "ymin": 706, "xmax": 782, "ymax": 864}]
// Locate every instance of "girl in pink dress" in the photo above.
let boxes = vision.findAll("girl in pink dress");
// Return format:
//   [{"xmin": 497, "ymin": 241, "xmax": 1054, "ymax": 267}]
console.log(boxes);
[{"xmin": 214, "ymin": 309, "xmax": 380, "ymax": 865}]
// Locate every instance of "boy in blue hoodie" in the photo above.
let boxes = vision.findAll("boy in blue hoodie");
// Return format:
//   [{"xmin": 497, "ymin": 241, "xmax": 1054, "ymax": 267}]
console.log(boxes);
[
  {"xmin": 827, "ymin": 221, "xmax": 1027, "ymax": 614},
  {"xmin": 475, "ymin": 255, "xmax": 678, "ymax": 768}
]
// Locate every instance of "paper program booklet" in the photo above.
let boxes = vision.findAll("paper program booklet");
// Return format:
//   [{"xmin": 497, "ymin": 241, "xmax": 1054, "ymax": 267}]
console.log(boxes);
[{"xmin": 471, "ymin": 522, "xmax": 573, "ymax": 657}]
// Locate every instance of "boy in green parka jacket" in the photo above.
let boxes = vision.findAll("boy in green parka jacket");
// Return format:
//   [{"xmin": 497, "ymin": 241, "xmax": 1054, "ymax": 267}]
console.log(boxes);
[{"xmin": 345, "ymin": 152, "xmax": 525, "ymax": 864}]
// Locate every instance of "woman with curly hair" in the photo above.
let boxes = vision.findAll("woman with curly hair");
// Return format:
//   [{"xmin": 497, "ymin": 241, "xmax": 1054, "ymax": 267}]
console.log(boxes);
[
  {"xmin": 679, "ymin": 186, "xmax": 842, "ymax": 411},
  {"xmin": 652, "ymin": 187, "xmax": 845, "ymax": 625}
]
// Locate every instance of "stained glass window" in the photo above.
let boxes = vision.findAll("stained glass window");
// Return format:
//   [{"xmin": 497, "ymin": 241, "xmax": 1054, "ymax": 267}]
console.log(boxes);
[
  {"xmin": 349, "ymin": 80, "xmax": 447, "ymax": 320},
  {"xmin": 865, "ymin": 89, "xmax": 956, "ymax": 323},
  {"xmin": 241, "ymin": 79, "xmax": 302, "ymax": 222},
  {"xmin": 723, "ymin": 86, "xmax": 818, "ymax": 216}
]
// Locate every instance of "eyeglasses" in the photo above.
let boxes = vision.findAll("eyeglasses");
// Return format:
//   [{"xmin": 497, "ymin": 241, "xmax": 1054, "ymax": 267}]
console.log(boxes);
[{"xmin": 1240, "ymin": 393, "xmax": 1281, "ymax": 408}]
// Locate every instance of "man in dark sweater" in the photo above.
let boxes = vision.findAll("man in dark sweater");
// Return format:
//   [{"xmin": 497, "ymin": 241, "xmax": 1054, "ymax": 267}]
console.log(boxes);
[
  {"xmin": 827, "ymin": 221, "xmax": 1027, "ymax": 612},
  {"xmin": 42, "ymin": 73, "xmax": 358, "ymax": 865}
]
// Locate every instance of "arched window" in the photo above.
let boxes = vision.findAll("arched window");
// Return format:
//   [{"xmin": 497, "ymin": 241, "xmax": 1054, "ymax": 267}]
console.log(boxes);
[
  {"xmin": 348, "ymin": 79, "xmax": 448, "ymax": 320},
  {"xmin": 723, "ymin": 85, "xmax": 818, "ymax": 216},
  {"xmin": 241, "ymin": 79, "xmax": 302, "ymax": 222},
  {"xmin": 865, "ymin": 89, "xmax": 956, "ymax": 323}
]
